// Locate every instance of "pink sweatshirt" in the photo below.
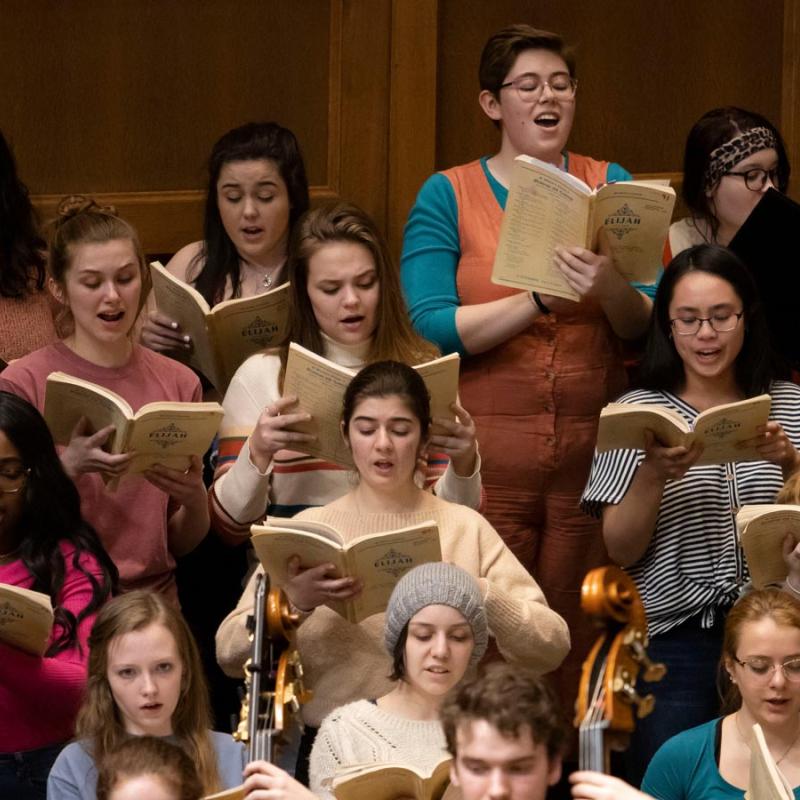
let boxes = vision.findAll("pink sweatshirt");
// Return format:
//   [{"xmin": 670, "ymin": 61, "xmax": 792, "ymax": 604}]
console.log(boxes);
[{"xmin": 0, "ymin": 542, "xmax": 105, "ymax": 752}]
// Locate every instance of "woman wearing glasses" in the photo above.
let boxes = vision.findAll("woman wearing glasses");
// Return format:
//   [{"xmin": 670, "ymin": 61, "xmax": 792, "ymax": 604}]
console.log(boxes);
[
  {"xmin": 0, "ymin": 392, "xmax": 116, "ymax": 799},
  {"xmin": 400, "ymin": 24, "xmax": 657, "ymax": 712},
  {"xmin": 642, "ymin": 589, "xmax": 800, "ymax": 798},
  {"xmin": 582, "ymin": 244, "xmax": 800, "ymax": 782},
  {"xmin": 666, "ymin": 107, "xmax": 789, "ymax": 258}
]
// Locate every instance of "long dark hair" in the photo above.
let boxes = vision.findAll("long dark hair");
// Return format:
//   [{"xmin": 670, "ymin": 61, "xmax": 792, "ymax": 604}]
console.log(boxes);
[
  {"xmin": 638, "ymin": 244, "xmax": 776, "ymax": 396},
  {"xmin": 682, "ymin": 107, "xmax": 790, "ymax": 242},
  {"xmin": 0, "ymin": 392, "xmax": 117, "ymax": 655},
  {"xmin": 192, "ymin": 122, "xmax": 309, "ymax": 306},
  {"xmin": 0, "ymin": 130, "xmax": 46, "ymax": 298}
]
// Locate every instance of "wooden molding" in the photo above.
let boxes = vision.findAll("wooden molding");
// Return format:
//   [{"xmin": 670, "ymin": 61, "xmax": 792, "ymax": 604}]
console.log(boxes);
[{"xmin": 387, "ymin": 0, "xmax": 439, "ymax": 258}]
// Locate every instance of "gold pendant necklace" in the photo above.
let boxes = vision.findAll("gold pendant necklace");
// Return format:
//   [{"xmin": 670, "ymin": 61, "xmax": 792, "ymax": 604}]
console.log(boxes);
[{"xmin": 736, "ymin": 711, "xmax": 800, "ymax": 765}]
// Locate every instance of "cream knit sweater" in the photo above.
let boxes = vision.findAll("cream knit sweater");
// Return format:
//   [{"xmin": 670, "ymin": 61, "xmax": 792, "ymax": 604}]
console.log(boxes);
[
  {"xmin": 215, "ymin": 496, "xmax": 570, "ymax": 727},
  {"xmin": 309, "ymin": 699, "xmax": 448, "ymax": 800}
]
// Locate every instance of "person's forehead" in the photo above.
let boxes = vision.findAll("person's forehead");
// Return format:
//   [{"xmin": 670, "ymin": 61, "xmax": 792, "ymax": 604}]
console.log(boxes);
[{"xmin": 455, "ymin": 719, "xmax": 538, "ymax": 757}]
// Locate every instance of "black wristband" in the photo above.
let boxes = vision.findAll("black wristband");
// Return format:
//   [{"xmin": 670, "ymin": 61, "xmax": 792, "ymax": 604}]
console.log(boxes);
[{"xmin": 531, "ymin": 292, "xmax": 551, "ymax": 315}]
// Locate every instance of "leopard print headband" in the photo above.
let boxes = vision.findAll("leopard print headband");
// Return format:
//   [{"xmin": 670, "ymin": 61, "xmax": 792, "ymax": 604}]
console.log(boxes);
[{"xmin": 703, "ymin": 126, "xmax": 777, "ymax": 190}]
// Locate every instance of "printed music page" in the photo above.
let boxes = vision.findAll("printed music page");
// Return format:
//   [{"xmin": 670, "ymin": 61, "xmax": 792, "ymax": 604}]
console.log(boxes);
[
  {"xmin": 492, "ymin": 155, "xmax": 592, "ymax": 300},
  {"xmin": 737, "ymin": 505, "xmax": 800, "ymax": 589}
]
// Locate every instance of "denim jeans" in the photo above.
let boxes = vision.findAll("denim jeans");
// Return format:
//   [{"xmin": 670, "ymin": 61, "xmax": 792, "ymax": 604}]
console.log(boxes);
[
  {"xmin": 0, "ymin": 742, "xmax": 65, "ymax": 800},
  {"xmin": 623, "ymin": 613, "xmax": 726, "ymax": 787}
]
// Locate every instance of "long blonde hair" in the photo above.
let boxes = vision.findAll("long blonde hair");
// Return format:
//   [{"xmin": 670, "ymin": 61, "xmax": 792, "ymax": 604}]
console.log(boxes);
[{"xmin": 76, "ymin": 592, "xmax": 221, "ymax": 794}]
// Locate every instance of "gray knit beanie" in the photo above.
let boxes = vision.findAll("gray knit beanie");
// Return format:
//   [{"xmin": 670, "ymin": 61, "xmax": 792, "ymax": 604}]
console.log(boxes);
[{"xmin": 384, "ymin": 562, "xmax": 488, "ymax": 668}]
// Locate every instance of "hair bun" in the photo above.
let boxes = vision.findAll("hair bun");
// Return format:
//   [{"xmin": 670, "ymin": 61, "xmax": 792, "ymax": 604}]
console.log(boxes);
[{"xmin": 55, "ymin": 195, "xmax": 118, "ymax": 223}]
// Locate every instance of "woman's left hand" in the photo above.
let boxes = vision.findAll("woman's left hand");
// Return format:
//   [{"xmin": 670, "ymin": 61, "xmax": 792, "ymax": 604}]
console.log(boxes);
[
  {"xmin": 748, "ymin": 422, "xmax": 800, "ymax": 477},
  {"xmin": 144, "ymin": 455, "xmax": 206, "ymax": 505},
  {"xmin": 430, "ymin": 401, "xmax": 478, "ymax": 477},
  {"xmin": 242, "ymin": 760, "xmax": 317, "ymax": 800},
  {"xmin": 554, "ymin": 229, "xmax": 622, "ymax": 302}
]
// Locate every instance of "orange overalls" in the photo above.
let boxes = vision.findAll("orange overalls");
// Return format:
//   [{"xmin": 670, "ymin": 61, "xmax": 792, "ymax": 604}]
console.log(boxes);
[{"xmin": 444, "ymin": 157, "xmax": 628, "ymax": 711}]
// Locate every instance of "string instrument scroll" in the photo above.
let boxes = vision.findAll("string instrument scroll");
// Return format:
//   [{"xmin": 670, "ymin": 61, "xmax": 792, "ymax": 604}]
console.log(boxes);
[
  {"xmin": 234, "ymin": 571, "xmax": 312, "ymax": 764},
  {"xmin": 575, "ymin": 566, "xmax": 666, "ymax": 773}
]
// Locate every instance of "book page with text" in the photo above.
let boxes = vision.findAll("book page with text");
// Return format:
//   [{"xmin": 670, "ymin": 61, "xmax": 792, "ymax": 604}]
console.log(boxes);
[
  {"xmin": 492, "ymin": 157, "xmax": 592, "ymax": 300},
  {"xmin": 282, "ymin": 344, "xmax": 356, "ymax": 466}
]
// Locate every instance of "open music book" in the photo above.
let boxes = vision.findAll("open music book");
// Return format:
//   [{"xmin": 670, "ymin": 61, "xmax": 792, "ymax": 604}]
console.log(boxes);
[
  {"xmin": 596, "ymin": 394, "xmax": 771, "ymax": 466},
  {"xmin": 282, "ymin": 343, "xmax": 460, "ymax": 467},
  {"xmin": 736, "ymin": 505, "xmax": 800, "ymax": 589},
  {"xmin": 329, "ymin": 757, "xmax": 452, "ymax": 800},
  {"xmin": 492, "ymin": 155, "xmax": 674, "ymax": 300},
  {"xmin": 44, "ymin": 372, "xmax": 224, "ymax": 478},
  {"xmin": 251, "ymin": 517, "xmax": 441, "ymax": 623},
  {"xmin": 0, "ymin": 584, "xmax": 54, "ymax": 656},
  {"xmin": 745, "ymin": 722, "xmax": 794, "ymax": 799},
  {"xmin": 150, "ymin": 261, "xmax": 290, "ymax": 392}
]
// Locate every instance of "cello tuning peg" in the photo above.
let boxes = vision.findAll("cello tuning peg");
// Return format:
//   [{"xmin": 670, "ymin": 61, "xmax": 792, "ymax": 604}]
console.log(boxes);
[
  {"xmin": 613, "ymin": 677, "xmax": 657, "ymax": 719},
  {"xmin": 629, "ymin": 639, "xmax": 667, "ymax": 682}
]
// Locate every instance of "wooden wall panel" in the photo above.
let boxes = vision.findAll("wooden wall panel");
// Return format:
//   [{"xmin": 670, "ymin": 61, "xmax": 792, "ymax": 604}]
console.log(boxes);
[
  {"xmin": 3, "ymin": 1, "xmax": 793, "ymax": 256},
  {"xmin": 4, "ymin": 0, "xmax": 393, "ymax": 254},
  {"xmin": 436, "ymin": 0, "xmax": 784, "ymax": 177}
]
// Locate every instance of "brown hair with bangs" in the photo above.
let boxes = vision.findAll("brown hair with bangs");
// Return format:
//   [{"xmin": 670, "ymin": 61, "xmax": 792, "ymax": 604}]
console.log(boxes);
[{"xmin": 76, "ymin": 591, "xmax": 222, "ymax": 795}]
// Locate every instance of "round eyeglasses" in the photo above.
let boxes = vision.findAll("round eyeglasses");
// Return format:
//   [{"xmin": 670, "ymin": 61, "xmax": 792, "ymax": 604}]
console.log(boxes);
[
  {"xmin": 499, "ymin": 73, "xmax": 578, "ymax": 103},
  {"xmin": 734, "ymin": 656, "xmax": 800, "ymax": 684},
  {"xmin": 0, "ymin": 462, "xmax": 30, "ymax": 494},
  {"xmin": 724, "ymin": 166, "xmax": 780, "ymax": 191},
  {"xmin": 669, "ymin": 311, "xmax": 744, "ymax": 336}
]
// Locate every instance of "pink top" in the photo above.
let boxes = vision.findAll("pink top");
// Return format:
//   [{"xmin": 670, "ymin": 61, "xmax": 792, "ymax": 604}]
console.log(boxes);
[
  {"xmin": 0, "ymin": 342, "xmax": 201, "ymax": 599},
  {"xmin": 0, "ymin": 542, "xmax": 106, "ymax": 752}
]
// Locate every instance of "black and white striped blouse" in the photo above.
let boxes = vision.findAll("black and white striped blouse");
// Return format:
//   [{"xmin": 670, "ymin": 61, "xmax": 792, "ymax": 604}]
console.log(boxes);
[{"xmin": 581, "ymin": 381, "xmax": 800, "ymax": 637}]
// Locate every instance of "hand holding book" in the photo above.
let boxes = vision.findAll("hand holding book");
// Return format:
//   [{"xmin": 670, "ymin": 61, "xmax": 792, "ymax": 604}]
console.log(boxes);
[
  {"xmin": 60, "ymin": 417, "xmax": 134, "ymax": 481},
  {"xmin": 639, "ymin": 429, "xmax": 704, "ymax": 483},
  {"xmin": 140, "ymin": 307, "xmax": 193, "ymax": 353},
  {"xmin": 740, "ymin": 421, "xmax": 800, "ymax": 478},
  {"xmin": 427, "ymin": 400, "xmax": 478, "ymax": 477},
  {"xmin": 247, "ymin": 394, "xmax": 315, "ymax": 473},
  {"xmin": 283, "ymin": 555, "xmax": 363, "ymax": 613}
]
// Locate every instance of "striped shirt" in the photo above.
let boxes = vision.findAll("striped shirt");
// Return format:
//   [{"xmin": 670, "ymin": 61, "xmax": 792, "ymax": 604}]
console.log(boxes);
[{"xmin": 581, "ymin": 381, "xmax": 800, "ymax": 636}]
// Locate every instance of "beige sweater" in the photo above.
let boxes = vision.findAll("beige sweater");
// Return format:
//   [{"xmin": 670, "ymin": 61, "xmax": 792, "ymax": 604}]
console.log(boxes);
[
  {"xmin": 309, "ymin": 699, "xmax": 448, "ymax": 800},
  {"xmin": 215, "ymin": 496, "xmax": 570, "ymax": 727}
]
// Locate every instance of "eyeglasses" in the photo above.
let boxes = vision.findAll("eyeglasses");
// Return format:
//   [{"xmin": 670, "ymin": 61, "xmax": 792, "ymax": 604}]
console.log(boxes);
[
  {"xmin": 669, "ymin": 311, "xmax": 744, "ymax": 336},
  {"xmin": 0, "ymin": 461, "xmax": 30, "ymax": 494},
  {"xmin": 499, "ymin": 72, "xmax": 578, "ymax": 103},
  {"xmin": 734, "ymin": 657, "xmax": 800, "ymax": 683},
  {"xmin": 724, "ymin": 166, "xmax": 780, "ymax": 191}
]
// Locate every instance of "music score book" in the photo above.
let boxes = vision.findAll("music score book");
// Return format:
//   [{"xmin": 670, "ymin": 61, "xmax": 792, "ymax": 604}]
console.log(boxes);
[
  {"xmin": 330, "ymin": 757, "xmax": 452, "ymax": 800},
  {"xmin": 745, "ymin": 722, "xmax": 794, "ymax": 799},
  {"xmin": 736, "ymin": 504, "xmax": 800, "ymax": 589},
  {"xmin": 150, "ymin": 261, "xmax": 290, "ymax": 392},
  {"xmin": 0, "ymin": 584, "xmax": 54, "ymax": 656},
  {"xmin": 251, "ymin": 517, "xmax": 441, "ymax": 624},
  {"xmin": 492, "ymin": 155, "xmax": 674, "ymax": 300},
  {"xmin": 281, "ymin": 343, "xmax": 460, "ymax": 467},
  {"xmin": 596, "ymin": 394, "xmax": 771, "ymax": 466},
  {"xmin": 44, "ymin": 372, "xmax": 224, "ymax": 478}
]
